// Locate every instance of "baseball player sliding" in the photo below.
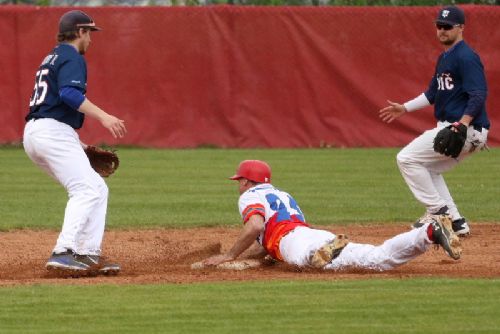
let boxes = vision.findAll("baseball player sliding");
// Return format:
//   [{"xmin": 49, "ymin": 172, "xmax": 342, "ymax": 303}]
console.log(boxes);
[
  {"xmin": 23, "ymin": 10, "xmax": 126, "ymax": 276},
  {"xmin": 201, "ymin": 160, "xmax": 462, "ymax": 271},
  {"xmin": 379, "ymin": 6, "xmax": 490, "ymax": 236}
]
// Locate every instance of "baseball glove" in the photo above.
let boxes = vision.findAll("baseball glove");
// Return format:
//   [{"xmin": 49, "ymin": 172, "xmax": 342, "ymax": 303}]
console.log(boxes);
[
  {"xmin": 84, "ymin": 145, "xmax": 119, "ymax": 177},
  {"xmin": 433, "ymin": 122, "xmax": 467, "ymax": 158}
]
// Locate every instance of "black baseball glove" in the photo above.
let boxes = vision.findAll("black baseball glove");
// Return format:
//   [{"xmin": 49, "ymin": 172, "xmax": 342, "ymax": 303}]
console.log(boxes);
[{"xmin": 433, "ymin": 122, "xmax": 467, "ymax": 158}]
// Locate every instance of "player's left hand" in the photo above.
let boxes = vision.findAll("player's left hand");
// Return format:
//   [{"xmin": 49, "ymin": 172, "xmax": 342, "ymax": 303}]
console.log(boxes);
[
  {"xmin": 202, "ymin": 254, "xmax": 234, "ymax": 267},
  {"xmin": 379, "ymin": 100, "xmax": 406, "ymax": 123}
]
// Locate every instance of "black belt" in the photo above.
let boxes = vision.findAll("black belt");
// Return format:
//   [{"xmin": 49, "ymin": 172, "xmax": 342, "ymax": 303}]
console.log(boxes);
[
  {"xmin": 440, "ymin": 119, "xmax": 486, "ymax": 132},
  {"xmin": 26, "ymin": 116, "xmax": 44, "ymax": 122},
  {"xmin": 439, "ymin": 120, "xmax": 486, "ymax": 132}
]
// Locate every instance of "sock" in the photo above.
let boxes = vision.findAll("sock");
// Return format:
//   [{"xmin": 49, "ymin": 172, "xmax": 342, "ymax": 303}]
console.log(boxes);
[{"xmin": 427, "ymin": 224, "xmax": 434, "ymax": 242}]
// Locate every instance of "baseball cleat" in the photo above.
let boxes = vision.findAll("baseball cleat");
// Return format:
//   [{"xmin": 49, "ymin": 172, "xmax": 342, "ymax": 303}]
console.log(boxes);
[
  {"xmin": 309, "ymin": 234, "xmax": 349, "ymax": 268},
  {"xmin": 98, "ymin": 263, "xmax": 121, "ymax": 276},
  {"xmin": 430, "ymin": 215, "xmax": 462, "ymax": 260},
  {"xmin": 45, "ymin": 250, "xmax": 89, "ymax": 273},
  {"xmin": 412, "ymin": 216, "xmax": 429, "ymax": 229},
  {"xmin": 74, "ymin": 254, "xmax": 121, "ymax": 275},
  {"xmin": 412, "ymin": 206, "xmax": 450, "ymax": 229},
  {"xmin": 451, "ymin": 218, "xmax": 470, "ymax": 236},
  {"xmin": 415, "ymin": 215, "xmax": 470, "ymax": 237}
]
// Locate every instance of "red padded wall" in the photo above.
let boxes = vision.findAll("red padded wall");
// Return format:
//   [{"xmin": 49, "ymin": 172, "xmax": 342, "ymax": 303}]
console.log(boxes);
[{"xmin": 2, "ymin": 5, "xmax": 498, "ymax": 147}]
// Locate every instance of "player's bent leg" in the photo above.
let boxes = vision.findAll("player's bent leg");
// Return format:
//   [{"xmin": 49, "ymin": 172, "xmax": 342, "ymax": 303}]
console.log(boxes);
[
  {"xmin": 27, "ymin": 119, "xmax": 108, "ymax": 253},
  {"xmin": 428, "ymin": 215, "xmax": 462, "ymax": 259},
  {"xmin": 309, "ymin": 234, "xmax": 349, "ymax": 268},
  {"xmin": 429, "ymin": 172, "xmax": 458, "ymax": 215},
  {"xmin": 74, "ymin": 175, "xmax": 108, "ymax": 255},
  {"xmin": 397, "ymin": 156, "xmax": 447, "ymax": 215},
  {"xmin": 279, "ymin": 227, "xmax": 336, "ymax": 267},
  {"xmin": 55, "ymin": 179, "xmax": 105, "ymax": 253},
  {"xmin": 396, "ymin": 128, "xmax": 451, "ymax": 214},
  {"xmin": 325, "ymin": 226, "xmax": 432, "ymax": 271}
]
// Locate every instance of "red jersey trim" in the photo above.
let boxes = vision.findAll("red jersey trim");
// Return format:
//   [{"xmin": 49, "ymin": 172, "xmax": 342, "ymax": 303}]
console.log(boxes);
[
  {"xmin": 242, "ymin": 204, "xmax": 265, "ymax": 223},
  {"xmin": 264, "ymin": 215, "xmax": 309, "ymax": 260}
]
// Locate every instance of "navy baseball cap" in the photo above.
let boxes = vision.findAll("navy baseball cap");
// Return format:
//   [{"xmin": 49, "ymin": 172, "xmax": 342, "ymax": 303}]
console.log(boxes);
[
  {"xmin": 59, "ymin": 10, "xmax": 101, "ymax": 33},
  {"xmin": 435, "ymin": 6, "xmax": 465, "ymax": 25}
]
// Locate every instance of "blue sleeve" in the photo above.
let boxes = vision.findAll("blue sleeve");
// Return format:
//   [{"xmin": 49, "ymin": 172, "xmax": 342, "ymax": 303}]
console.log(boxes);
[
  {"xmin": 57, "ymin": 57, "xmax": 87, "ymax": 92},
  {"xmin": 463, "ymin": 90, "xmax": 486, "ymax": 118},
  {"xmin": 460, "ymin": 53, "xmax": 487, "ymax": 93},
  {"xmin": 59, "ymin": 86, "xmax": 85, "ymax": 110},
  {"xmin": 460, "ymin": 52, "xmax": 487, "ymax": 118}
]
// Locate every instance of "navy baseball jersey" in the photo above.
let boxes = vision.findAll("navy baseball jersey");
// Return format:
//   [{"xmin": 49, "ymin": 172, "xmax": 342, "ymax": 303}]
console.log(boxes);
[
  {"xmin": 26, "ymin": 44, "xmax": 87, "ymax": 129},
  {"xmin": 425, "ymin": 41, "xmax": 490, "ymax": 129}
]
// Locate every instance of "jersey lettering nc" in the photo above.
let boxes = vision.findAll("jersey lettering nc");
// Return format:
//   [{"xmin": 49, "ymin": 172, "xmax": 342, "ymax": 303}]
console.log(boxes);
[{"xmin": 425, "ymin": 41, "xmax": 490, "ymax": 129}]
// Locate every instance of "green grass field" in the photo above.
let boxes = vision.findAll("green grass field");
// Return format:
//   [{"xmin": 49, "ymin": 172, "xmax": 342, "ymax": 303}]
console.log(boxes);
[
  {"xmin": 1, "ymin": 147, "xmax": 499, "ymax": 333},
  {"xmin": 0, "ymin": 279, "xmax": 499, "ymax": 333},
  {"xmin": 2, "ymin": 147, "xmax": 500, "ymax": 230}
]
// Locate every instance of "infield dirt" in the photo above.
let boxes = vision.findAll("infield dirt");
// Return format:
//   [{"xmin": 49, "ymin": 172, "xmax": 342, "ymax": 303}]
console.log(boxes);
[{"xmin": 1, "ymin": 224, "xmax": 499, "ymax": 286}]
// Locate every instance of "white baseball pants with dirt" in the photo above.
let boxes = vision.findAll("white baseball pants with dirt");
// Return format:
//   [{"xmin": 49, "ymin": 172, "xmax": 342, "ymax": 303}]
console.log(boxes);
[
  {"xmin": 279, "ymin": 225, "xmax": 432, "ymax": 271},
  {"xmin": 397, "ymin": 121, "xmax": 488, "ymax": 221},
  {"xmin": 23, "ymin": 118, "xmax": 107, "ymax": 256}
]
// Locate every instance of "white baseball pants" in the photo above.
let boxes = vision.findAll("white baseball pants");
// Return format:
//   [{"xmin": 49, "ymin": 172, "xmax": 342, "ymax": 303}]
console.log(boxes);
[
  {"xmin": 397, "ymin": 121, "xmax": 488, "ymax": 220},
  {"xmin": 23, "ymin": 118, "xmax": 107, "ymax": 255},
  {"xmin": 279, "ymin": 225, "xmax": 432, "ymax": 271}
]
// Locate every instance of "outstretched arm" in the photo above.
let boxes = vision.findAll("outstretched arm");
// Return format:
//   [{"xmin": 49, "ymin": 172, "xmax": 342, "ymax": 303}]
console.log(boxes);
[
  {"xmin": 59, "ymin": 86, "xmax": 126, "ymax": 139},
  {"xmin": 379, "ymin": 100, "xmax": 407, "ymax": 123},
  {"xmin": 244, "ymin": 241, "xmax": 268, "ymax": 259},
  {"xmin": 379, "ymin": 93, "xmax": 431, "ymax": 123},
  {"xmin": 202, "ymin": 215, "xmax": 265, "ymax": 266}
]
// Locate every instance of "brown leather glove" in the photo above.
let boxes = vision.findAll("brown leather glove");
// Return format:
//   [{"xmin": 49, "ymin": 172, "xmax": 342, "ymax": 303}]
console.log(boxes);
[{"xmin": 84, "ymin": 145, "xmax": 120, "ymax": 177}]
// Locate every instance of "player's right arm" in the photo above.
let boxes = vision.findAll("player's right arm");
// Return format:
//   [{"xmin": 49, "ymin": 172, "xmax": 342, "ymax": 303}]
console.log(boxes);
[
  {"xmin": 78, "ymin": 99, "xmax": 127, "ymax": 139},
  {"xmin": 380, "ymin": 65, "xmax": 437, "ymax": 124},
  {"xmin": 244, "ymin": 241, "xmax": 268, "ymax": 259},
  {"xmin": 379, "ymin": 100, "xmax": 407, "ymax": 123},
  {"xmin": 379, "ymin": 93, "xmax": 432, "ymax": 123},
  {"xmin": 56, "ymin": 49, "xmax": 126, "ymax": 138},
  {"xmin": 59, "ymin": 86, "xmax": 126, "ymax": 138},
  {"xmin": 202, "ymin": 215, "xmax": 265, "ymax": 266}
]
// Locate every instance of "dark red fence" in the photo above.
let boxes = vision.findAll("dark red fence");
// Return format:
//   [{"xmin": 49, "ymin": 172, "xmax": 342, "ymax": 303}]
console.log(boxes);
[{"xmin": 2, "ymin": 5, "xmax": 498, "ymax": 147}]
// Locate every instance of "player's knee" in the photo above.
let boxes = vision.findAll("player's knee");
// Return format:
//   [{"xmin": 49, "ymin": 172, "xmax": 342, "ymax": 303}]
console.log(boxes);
[
  {"xmin": 396, "ymin": 151, "xmax": 410, "ymax": 168},
  {"xmin": 89, "ymin": 182, "xmax": 107, "ymax": 204},
  {"xmin": 92, "ymin": 176, "xmax": 108, "ymax": 198},
  {"xmin": 68, "ymin": 179, "xmax": 107, "ymax": 204},
  {"xmin": 99, "ymin": 181, "xmax": 109, "ymax": 198},
  {"xmin": 68, "ymin": 183, "xmax": 98, "ymax": 199}
]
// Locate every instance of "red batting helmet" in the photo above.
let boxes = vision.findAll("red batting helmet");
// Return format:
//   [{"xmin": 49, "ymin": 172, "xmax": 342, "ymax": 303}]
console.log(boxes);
[{"xmin": 229, "ymin": 160, "xmax": 271, "ymax": 183}]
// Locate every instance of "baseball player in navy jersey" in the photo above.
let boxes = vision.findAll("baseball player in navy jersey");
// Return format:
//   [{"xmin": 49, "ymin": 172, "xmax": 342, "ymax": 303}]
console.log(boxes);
[
  {"xmin": 379, "ymin": 6, "xmax": 489, "ymax": 236},
  {"xmin": 201, "ymin": 160, "xmax": 461, "ymax": 271},
  {"xmin": 23, "ymin": 10, "xmax": 126, "ymax": 275}
]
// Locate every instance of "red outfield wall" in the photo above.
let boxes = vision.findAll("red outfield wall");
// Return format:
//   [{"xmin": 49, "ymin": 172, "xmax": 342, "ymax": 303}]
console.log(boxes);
[{"xmin": 2, "ymin": 5, "xmax": 499, "ymax": 147}]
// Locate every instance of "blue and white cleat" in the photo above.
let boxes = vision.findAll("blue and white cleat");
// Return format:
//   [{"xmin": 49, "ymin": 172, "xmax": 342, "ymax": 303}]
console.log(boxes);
[{"xmin": 46, "ymin": 250, "xmax": 89, "ymax": 272}]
